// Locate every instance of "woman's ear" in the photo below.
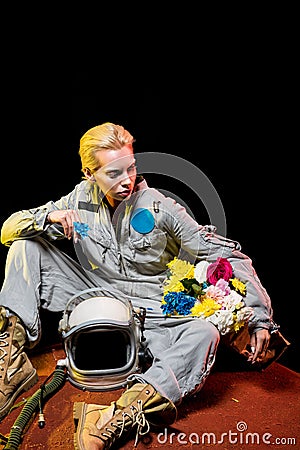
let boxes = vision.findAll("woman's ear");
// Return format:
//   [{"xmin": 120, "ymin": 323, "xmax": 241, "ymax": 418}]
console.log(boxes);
[{"xmin": 84, "ymin": 168, "xmax": 96, "ymax": 182}]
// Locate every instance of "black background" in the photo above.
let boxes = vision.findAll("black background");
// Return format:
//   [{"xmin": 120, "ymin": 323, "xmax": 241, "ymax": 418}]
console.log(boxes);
[{"xmin": 0, "ymin": 34, "xmax": 298, "ymax": 372}]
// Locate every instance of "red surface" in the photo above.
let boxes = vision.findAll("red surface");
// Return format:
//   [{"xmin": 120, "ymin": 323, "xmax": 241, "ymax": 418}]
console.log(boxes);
[{"xmin": 1, "ymin": 345, "xmax": 299, "ymax": 449}]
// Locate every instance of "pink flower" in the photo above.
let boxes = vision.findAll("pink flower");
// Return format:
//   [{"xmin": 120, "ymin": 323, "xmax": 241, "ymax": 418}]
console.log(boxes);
[
  {"xmin": 207, "ymin": 257, "xmax": 233, "ymax": 285},
  {"xmin": 215, "ymin": 278, "xmax": 231, "ymax": 296},
  {"xmin": 205, "ymin": 279, "xmax": 230, "ymax": 301},
  {"xmin": 206, "ymin": 285, "xmax": 226, "ymax": 302}
]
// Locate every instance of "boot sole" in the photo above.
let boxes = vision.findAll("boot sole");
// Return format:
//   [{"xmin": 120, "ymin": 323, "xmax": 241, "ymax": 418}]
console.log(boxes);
[
  {"xmin": 73, "ymin": 402, "xmax": 86, "ymax": 450},
  {"xmin": 0, "ymin": 369, "xmax": 38, "ymax": 420}
]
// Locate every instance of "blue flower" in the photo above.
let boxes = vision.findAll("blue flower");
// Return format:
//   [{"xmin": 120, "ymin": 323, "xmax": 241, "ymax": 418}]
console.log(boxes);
[
  {"xmin": 161, "ymin": 292, "xmax": 196, "ymax": 316},
  {"xmin": 74, "ymin": 222, "xmax": 90, "ymax": 239}
]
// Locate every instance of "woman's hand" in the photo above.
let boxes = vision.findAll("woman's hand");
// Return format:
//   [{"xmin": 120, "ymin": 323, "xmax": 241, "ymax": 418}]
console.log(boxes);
[
  {"xmin": 47, "ymin": 210, "xmax": 81, "ymax": 240},
  {"xmin": 248, "ymin": 329, "xmax": 271, "ymax": 363}
]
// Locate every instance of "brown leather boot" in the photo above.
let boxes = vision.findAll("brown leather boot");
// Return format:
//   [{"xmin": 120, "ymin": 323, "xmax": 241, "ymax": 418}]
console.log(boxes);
[
  {"xmin": 0, "ymin": 308, "xmax": 38, "ymax": 420},
  {"xmin": 73, "ymin": 382, "xmax": 177, "ymax": 449}
]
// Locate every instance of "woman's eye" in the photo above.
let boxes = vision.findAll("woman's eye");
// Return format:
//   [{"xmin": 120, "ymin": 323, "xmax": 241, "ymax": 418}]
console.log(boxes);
[{"xmin": 107, "ymin": 171, "xmax": 121, "ymax": 179}]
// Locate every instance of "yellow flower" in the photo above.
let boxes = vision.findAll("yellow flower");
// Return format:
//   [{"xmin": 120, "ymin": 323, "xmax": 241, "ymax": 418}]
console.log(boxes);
[
  {"xmin": 230, "ymin": 277, "xmax": 247, "ymax": 296},
  {"xmin": 163, "ymin": 276, "xmax": 185, "ymax": 294},
  {"xmin": 235, "ymin": 301, "xmax": 245, "ymax": 310},
  {"xmin": 167, "ymin": 257, "xmax": 195, "ymax": 280},
  {"xmin": 190, "ymin": 297, "xmax": 222, "ymax": 317},
  {"xmin": 233, "ymin": 319, "xmax": 245, "ymax": 332}
]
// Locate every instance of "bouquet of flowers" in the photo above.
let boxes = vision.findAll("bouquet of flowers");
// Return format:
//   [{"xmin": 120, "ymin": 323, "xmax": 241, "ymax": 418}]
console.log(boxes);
[{"xmin": 161, "ymin": 256, "xmax": 253, "ymax": 335}]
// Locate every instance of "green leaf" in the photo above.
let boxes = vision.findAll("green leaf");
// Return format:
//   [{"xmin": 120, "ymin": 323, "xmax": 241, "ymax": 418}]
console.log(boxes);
[{"xmin": 192, "ymin": 283, "xmax": 202, "ymax": 295}]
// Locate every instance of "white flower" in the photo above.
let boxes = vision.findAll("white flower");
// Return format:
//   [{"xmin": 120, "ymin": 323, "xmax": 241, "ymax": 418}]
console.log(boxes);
[
  {"xmin": 236, "ymin": 306, "xmax": 253, "ymax": 322},
  {"xmin": 208, "ymin": 310, "xmax": 234, "ymax": 335},
  {"xmin": 222, "ymin": 290, "xmax": 243, "ymax": 310},
  {"xmin": 194, "ymin": 260, "xmax": 210, "ymax": 283}
]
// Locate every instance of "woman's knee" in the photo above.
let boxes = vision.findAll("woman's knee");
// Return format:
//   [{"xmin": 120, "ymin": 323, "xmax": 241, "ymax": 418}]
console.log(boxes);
[
  {"xmin": 8, "ymin": 238, "xmax": 42, "ymax": 255},
  {"xmin": 186, "ymin": 319, "xmax": 220, "ymax": 345}
]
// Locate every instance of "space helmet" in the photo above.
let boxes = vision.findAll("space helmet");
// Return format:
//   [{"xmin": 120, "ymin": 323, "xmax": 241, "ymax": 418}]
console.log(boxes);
[{"xmin": 58, "ymin": 287, "xmax": 152, "ymax": 391}]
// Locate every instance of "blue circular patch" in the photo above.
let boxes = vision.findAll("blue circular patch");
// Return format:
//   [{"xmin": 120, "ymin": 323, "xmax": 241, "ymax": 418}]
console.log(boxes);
[{"xmin": 130, "ymin": 208, "xmax": 155, "ymax": 234}]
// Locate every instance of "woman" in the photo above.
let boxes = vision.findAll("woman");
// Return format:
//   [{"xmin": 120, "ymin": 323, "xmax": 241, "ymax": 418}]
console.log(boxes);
[{"xmin": 0, "ymin": 122, "xmax": 276, "ymax": 449}]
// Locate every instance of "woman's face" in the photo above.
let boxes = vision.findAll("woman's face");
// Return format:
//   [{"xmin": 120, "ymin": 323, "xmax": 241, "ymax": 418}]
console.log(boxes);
[{"xmin": 89, "ymin": 145, "xmax": 137, "ymax": 207}]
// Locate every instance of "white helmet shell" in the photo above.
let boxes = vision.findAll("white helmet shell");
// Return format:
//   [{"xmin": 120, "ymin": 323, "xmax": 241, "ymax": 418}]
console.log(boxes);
[{"xmin": 59, "ymin": 288, "xmax": 147, "ymax": 392}]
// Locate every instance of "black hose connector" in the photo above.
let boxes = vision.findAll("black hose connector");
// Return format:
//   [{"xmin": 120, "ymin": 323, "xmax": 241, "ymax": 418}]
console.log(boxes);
[{"xmin": 4, "ymin": 363, "xmax": 66, "ymax": 450}]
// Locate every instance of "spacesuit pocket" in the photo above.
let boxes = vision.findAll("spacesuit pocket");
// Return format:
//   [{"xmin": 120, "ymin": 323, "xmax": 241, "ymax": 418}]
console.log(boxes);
[
  {"xmin": 88, "ymin": 225, "xmax": 112, "ymax": 248},
  {"xmin": 128, "ymin": 228, "xmax": 167, "ymax": 263}
]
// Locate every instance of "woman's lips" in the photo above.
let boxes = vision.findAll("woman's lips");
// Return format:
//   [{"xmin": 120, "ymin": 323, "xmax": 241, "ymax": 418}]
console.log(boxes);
[{"xmin": 118, "ymin": 190, "xmax": 131, "ymax": 197}]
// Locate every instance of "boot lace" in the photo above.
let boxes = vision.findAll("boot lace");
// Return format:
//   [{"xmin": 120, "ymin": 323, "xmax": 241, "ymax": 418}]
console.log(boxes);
[
  {"xmin": 101, "ymin": 399, "xmax": 150, "ymax": 447},
  {"xmin": 0, "ymin": 331, "xmax": 9, "ymax": 376}
]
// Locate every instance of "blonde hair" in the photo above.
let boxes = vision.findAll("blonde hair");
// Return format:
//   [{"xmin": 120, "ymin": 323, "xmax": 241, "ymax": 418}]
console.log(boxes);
[{"xmin": 79, "ymin": 122, "xmax": 135, "ymax": 175}]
